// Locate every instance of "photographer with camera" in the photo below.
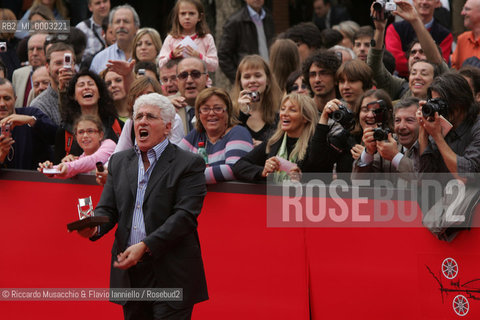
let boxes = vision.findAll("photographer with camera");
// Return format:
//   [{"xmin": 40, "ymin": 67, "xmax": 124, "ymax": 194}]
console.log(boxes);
[
  {"xmin": 417, "ymin": 72, "xmax": 480, "ymax": 174},
  {"xmin": 352, "ymin": 94, "xmax": 420, "ymax": 176},
  {"xmin": 369, "ymin": 0, "xmax": 449, "ymax": 101},
  {"xmin": 384, "ymin": 0, "xmax": 452, "ymax": 78}
]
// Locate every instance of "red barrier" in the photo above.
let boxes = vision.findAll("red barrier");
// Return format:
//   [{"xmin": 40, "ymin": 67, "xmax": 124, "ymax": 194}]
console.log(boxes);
[{"xmin": 1, "ymin": 171, "xmax": 480, "ymax": 319}]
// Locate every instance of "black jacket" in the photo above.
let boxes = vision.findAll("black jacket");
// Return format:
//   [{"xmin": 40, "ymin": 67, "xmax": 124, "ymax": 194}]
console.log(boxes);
[{"xmin": 218, "ymin": 6, "xmax": 275, "ymax": 83}]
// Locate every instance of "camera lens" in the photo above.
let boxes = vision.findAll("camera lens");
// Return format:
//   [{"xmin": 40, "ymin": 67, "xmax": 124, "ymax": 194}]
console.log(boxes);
[{"xmin": 422, "ymin": 104, "xmax": 433, "ymax": 118}]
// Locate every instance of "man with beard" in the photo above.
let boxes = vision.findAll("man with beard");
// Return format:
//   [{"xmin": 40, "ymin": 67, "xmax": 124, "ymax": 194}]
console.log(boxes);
[
  {"xmin": 90, "ymin": 4, "xmax": 139, "ymax": 74},
  {"xmin": 302, "ymin": 49, "xmax": 341, "ymax": 113}
]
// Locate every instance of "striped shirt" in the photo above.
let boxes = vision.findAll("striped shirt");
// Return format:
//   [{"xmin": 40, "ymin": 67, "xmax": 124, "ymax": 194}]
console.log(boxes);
[
  {"xmin": 128, "ymin": 138, "xmax": 169, "ymax": 246},
  {"xmin": 179, "ymin": 125, "xmax": 253, "ymax": 184}
]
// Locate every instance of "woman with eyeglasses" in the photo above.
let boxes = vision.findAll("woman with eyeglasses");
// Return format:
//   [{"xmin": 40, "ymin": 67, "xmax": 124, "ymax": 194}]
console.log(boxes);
[
  {"xmin": 231, "ymin": 55, "xmax": 282, "ymax": 146},
  {"xmin": 38, "ymin": 114, "xmax": 115, "ymax": 178},
  {"xmin": 178, "ymin": 87, "xmax": 253, "ymax": 184},
  {"xmin": 54, "ymin": 69, "xmax": 122, "ymax": 163}
]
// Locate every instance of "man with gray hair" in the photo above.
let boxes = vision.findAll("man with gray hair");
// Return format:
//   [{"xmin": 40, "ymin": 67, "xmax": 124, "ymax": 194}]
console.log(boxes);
[
  {"xmin": 12, "ymin": 32, "xmax": 48, "ymax": 107},
  {"xmin": 352, "ymin": 97, "xmax": 421, "ymax": 177},
  {"xmin": 90, "ymin": 4, "xmax": 139, "ymax": 74},
  {"xmin": 79, "ymin": 92, "xmax": 209, "ymax": 319}
]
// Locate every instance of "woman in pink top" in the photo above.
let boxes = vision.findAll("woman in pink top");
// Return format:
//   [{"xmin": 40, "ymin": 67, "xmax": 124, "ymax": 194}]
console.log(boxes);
[{"xmin": 38, "ymin": 115, "xmax": 116, "ymax": 178}]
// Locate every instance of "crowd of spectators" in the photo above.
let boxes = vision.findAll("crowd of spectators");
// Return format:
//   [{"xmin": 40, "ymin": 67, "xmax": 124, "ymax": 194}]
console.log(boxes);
[{"xmin": 1, "ymin": 0, "xmax": 480, "ymax": 186}]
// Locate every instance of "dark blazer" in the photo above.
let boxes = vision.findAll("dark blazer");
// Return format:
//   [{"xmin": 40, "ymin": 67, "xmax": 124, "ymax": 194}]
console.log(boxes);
[
  {"xmin": 92, "ymin": 142, "xmax": 208, "ymax": 308},
  {"xmin": 218, "ymin": 6, "xmax": 275, "ymax": 83},
  {"xmin": 313, "ymin": 5, "xmax": 351, "ymax": 31}
]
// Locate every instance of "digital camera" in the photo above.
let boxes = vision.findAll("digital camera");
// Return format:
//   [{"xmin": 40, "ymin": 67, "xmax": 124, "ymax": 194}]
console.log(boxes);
[
  {"xmin": 248, "ymin": 91, "xmax": 260, "ymax": 102},
  {"xmin": 373, "ymin": 0, "xmax": 397, "ymax": 13},
  {"xmin": 329, "ymin": 104, "xmax": 355, "ymax": 130},
  {"xmin": 1, "ymin": 123, "xmax": 11, "ymax": 137},
  {"xmin": 373, "ymin": 127, "xmax": 391, "ymax": 141},
  {"xmin": 422, "ymin": 98, "xmax": 448, "ymax": 120}
]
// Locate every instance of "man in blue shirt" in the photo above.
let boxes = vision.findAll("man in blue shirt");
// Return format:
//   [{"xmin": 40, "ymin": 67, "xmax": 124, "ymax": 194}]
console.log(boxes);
[
  {"xmin": 79, "ymin": 93, "xmax": 208, "ymax": 319},
  {"xmin": 90, "ymin": 4, "xmax": 139, "ymax": 74}
]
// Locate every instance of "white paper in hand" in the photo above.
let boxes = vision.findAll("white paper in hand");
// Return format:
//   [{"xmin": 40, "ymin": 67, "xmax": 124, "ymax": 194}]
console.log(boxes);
[
  {"xmin": 276, "ymin": 156, "xmax": 297, "ymax": 173},
  {"xmin": 178, "ymin": 36, "xmax": 198, "ymax": 58},
  {"xmin": 43, "ymin": 168, "xmax": 61, "ymax": 174}
]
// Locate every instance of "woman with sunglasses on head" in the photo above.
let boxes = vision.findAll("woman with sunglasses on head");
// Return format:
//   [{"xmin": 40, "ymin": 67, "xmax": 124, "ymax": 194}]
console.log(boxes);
[
  {"xmin": 178, "ymin": 87, "xmax": 253, "ymax": 184},
  {"xmin": 39, "ymin": 114, "xmax": 115, "ymax": 178},
  {"xmin": 231, "ymin": 55, "xmax": 282, "ymax": 146},
  {"xmin": 54, "ymin": 69, "xmax": 121, "ymax": 163},
  {"xmin": 285, "ymin": 70, "xmax": 310, "ymax": 95}
]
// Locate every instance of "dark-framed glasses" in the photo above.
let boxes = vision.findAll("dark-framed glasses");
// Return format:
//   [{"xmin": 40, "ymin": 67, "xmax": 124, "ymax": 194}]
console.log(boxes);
[
  {"xmin": 177, "ymin": 70, "xmax": 206, "ymax": 80},
  {"xmin": 76, "ymin": 129, "xmax": 99, "ymax": 136},
  {"xmin": 199, "ymin": 106, "xmax": 226, "ymax": 115}
]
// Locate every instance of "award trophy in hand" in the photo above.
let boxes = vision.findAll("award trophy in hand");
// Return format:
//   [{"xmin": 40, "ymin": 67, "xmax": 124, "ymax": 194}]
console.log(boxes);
[{"xmin": 67, "ymin": 196, "xmax": 109, "ymax": 232}]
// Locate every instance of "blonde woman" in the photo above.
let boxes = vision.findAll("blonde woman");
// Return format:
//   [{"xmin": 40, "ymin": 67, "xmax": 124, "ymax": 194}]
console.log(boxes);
[
  {"xmin": 132, "ymin": 28, "xmax": 162, "ymax": 64},
  {"xmin": 233, "ymin": 93, "xmax": 337, "ymax": 182}
]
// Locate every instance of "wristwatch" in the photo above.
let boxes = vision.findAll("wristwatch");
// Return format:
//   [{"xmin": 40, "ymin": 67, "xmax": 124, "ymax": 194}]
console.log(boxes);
[{"xmin": 27, "ymin": 115, "xmax": 37, "ymax": 127}]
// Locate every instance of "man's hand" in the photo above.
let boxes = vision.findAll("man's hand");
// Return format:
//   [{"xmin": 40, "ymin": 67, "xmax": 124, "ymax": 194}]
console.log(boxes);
[
  {"xmin": 0, "ymin": 134, "xmax": 14, "ymax": 162},
  {"xmin": 371, "ymin": 2, "xmax": 388, "ymax": 31},
  {"xmin": 58, "ymin": 67, "xmax": 74, "ymax": 91},
  {"xmin": 96, "ymin": 168, "xmax": 108, "ymax": 185},
  {"xmin": 113, "ymin": 242, "xmax": 148, "ymax": 270},
  {"xmin": 362, "ymin": 127, "xmax": 378, "ymax": 155},
  {"xmin": 351, "ymin": 144, "xmax": 365, "ymax": 160},
  {"xmin": 77, "ymin": 226, "xmax": 98, "ymax": 238},
  {"xmin": 376, "ymin": 133, "xmax": 399, "ymax": 161},
  {"xmin": 320, "ymin": 99, "xmax": 342, "ymax": 125},
  {"xmin": 394, "ymin": 0, "xmax": 421, "ymax": 24},
  {"xmin": 106, "ymin": 59, "xmax": 136, "ymax": 77},
  {"xmin": 169, "ymin": 96, "xmax": 187, "ymax": 109},
  {"xmin": 0, "ymin": 114, "xmax": 36, "ymax": 129}
]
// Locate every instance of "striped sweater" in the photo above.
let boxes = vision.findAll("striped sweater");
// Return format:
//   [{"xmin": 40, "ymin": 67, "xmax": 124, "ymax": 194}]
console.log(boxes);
[{"xmin": 179, "ymin": 125, "xmax": 253, "ymax": 184}]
